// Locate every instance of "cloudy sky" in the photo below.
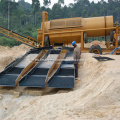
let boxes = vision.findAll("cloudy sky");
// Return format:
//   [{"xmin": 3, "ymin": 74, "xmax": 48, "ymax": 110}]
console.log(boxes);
[{"xmin": 16, "ymin": 0, "xmax": 108, "ymax": 6}]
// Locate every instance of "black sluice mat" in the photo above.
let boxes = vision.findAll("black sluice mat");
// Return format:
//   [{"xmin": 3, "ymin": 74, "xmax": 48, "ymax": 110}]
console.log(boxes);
[
  {"xmin": 57, "ymin": 68, "xmax": 74, "ymax": 76},
  {"xmin": 19, "ymin": 75, "xmax": 46, "ymax": 87},
  {"xmin": 93, "ymin": 57, "xmax": 115, "ymax": 61},
  {"xmin": 19, "ymin": 68, "xmax": 49, "ymax": 87},
  {"xmin": 48, "ymin": 66, "xmax": 75, "ymax": 88},
  {"xmin": 6, "ymin": 67, "xmax": 24, "ymax": 74},
  {"xmin": 48, "ymin": 76, "xmax": 74, "ymax": 88},
  {"xmin": 0, "ymin": 74, "xmax": 18, "ymax": 86},
  {"xmin": 19, "ymin": 50, "xmax": 60, "ymax": 88},
  {"xmin": 32, "ymin": 68, "xmax": 49, "ymax": 75},
  {"xmin": 0, "ymin": 67, "xmax": 24, "ymax": 86}
]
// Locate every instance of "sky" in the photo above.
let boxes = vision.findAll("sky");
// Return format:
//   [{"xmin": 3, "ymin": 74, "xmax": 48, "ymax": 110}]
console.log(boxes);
[{"xmin": 16, "ymin": 0, "xmax": 108, "ymax": 6}]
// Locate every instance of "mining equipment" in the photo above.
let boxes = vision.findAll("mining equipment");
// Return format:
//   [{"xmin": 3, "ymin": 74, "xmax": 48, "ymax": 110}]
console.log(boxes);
[{"xmin": 0, "ymin": 11, "xmax": 120, "ymax": 89}]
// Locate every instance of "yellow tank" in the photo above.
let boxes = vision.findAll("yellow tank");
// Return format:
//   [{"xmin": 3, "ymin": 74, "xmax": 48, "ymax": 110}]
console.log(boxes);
[
  {"xmin": 37, "ymin": 15, "xmax": 113, "ymax": 45},
  {"xmin": 81, "ymin": 16, "xmax": 113, "ymax": 37}
]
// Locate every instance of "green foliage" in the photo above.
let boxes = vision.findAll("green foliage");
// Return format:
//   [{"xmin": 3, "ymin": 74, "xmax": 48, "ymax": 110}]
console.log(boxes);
[
  {"xmin": 51, "ymin": 3, "xmax": 62, "ymax": 19},
  {"xmin": 58, "ymin": 0, "xmax": 64, "ymax": 4},
  {"xmin": 32, "ymin": 0, "xmax": 40, "ymax": 12},
  {"xmin": 0, "ymin": 0, "xmax": 18, "ymax": 17},
  {"xmin": 22, "ymin": 30, "xmax": 32, "ymax": 37},
  {"xmin": 43, "ymin": 0, "xmax": 51, "ymax": 6},
  {"xmin": 0, "ymin": 37, "xmax": 21, "ymax": 47}
]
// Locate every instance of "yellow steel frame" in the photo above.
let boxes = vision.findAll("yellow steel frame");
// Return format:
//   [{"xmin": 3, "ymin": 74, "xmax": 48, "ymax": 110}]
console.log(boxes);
[
  {"xmin": 42, "ymin": 11, "xmax": 48, "ymax": 47},
  {"xmin": 44, "ymin": 27, "xmax": 116, "ymax": 35}
]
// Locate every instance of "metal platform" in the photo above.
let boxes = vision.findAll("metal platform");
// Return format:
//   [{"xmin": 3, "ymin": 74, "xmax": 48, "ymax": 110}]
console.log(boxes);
[
  {"xmin": 19, "ymin": 75, "xmax": 47, "ymax": 87},
  {"xmin": 0, "ymin": 47, "xmax": 75, "ymax": 89},
  {"xmin": 48, "ymin": 76, "xmax": 74, "ymax": 88},
  {"xmin": 0, "ymin": 74, "xmax": 18, "ymax": 86},
  {"xmin": 48, "ymin": 51, "xmax": 75, "ymax": 88},
  {"xmin": 0, "ymin": 47, "xmax": 52, "ymax": 87},
  {"xmin": 19, "ymin": 50, "xmax": 61, "ymax": 87}
]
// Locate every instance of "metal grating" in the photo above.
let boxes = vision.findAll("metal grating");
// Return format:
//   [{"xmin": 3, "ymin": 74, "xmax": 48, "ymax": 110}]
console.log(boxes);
[
  {"xmin": 56, "ymin": 68, "xmax": 74, "ymax": 76},
  {"xmin": 19, "ymin": 75, "xmax": 46, "ymax": 87},
  {"xmin": 48, "ymin": 50, "xmax": 75, "ymax": 88},
  {"xmin": 48, "ymin": 76, "xmax": 75, "ymax": 88},
  {"xmin": 50, "ymin": 18, "xmax": 81, "ymax": 29},
  {"xmin": 0, "ymin": 75, "xmax": 18, "ymax": 86},
  {"xmin": 32, "ymin": 68, "xmax": 49, "ymax": 75},
  {"xmin": 66, "ymin": 18, "xmax": 81, "ymax": 27},
  {"xmin": 6, "ymin": 67, "xmax": 24, "ymax": 74}
]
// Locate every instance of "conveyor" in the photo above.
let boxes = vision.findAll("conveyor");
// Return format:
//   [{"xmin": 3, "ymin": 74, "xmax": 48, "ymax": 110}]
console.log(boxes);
[{"xmin": 0, "ymin": 25, "xmax": 41, "ymax": 48}]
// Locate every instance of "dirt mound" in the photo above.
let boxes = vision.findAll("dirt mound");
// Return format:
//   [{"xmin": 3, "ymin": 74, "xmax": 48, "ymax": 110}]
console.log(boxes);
[
  {"xmin": 0, "ymin": 46, "xmax": 10, "ymax": 52},
  {"xmin": 0, "ymin": 55, "xmax": 15, "ymax": 70},
  {"xmin": 0, "ymin": 44, "xmax": 31, "ymax": 72},
  {"xmin": 11, "ymin": 44, "xmax": 31, "ymax": 52},
  {"xmin": 80, "ymin": 40, "xmax": 106, "ymax": 48},
  {"xmin": 89, "ymin": 40, "xmax": 106, "ymax": 48}
]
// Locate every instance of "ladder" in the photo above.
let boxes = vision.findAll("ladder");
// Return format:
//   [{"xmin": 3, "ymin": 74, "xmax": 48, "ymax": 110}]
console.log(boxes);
[{"xmin": 0, "ymin": 25, "xmax": 42, "ymax": 48}]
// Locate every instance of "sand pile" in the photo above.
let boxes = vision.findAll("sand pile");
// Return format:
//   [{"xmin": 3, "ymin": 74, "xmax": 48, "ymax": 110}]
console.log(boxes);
[
  {"xmin": 0, "ymin": 44, "xmax": 31, "ymax": 71},
  {"xmin": 84, "ymin": 40, "xmax": 106, "ymax": 48},
  {"xmin": 0, "ymin": 51, "xmax": 120, "ymax": 120}
]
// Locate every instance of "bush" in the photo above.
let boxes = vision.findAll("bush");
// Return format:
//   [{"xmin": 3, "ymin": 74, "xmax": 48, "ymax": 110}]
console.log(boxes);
[
  {"xmin": 22, "ymin": 30, "xmax": 32, "ymax": 37},
  {"xmin": 0, "ymin": 37, "xmax": 21, "ymax": 47}
]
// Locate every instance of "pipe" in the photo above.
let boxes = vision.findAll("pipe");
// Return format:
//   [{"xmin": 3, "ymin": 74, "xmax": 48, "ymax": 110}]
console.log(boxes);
[{"xmin": 110, "ymin": 47, "xmax": 120, "ymax": 54}]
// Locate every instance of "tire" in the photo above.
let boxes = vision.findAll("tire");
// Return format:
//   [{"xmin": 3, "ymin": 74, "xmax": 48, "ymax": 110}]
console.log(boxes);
[
  {"xmin": 45, "ymin": 36, "xmax": 50, "ymax": 47},
  {"xmin": 84, "ymin": 32, "xmax": 87, "ymax": 43},
  {"xmin": 89, "ymin": 45, "xmax": 102, "ymax": 54},
  {"xmin": 110, "ymin": 30, "xmax": 114, "ymax": 42}
]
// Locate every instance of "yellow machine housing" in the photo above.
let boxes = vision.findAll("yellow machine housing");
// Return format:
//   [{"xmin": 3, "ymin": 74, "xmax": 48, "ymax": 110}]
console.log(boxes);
[
  {"xmin": 38, "ymin": 12, "xmax": 113, "ymax": 45},
  {"xmin": 37, "ymin": 11, "xmax": 120, "ymax": 53}
]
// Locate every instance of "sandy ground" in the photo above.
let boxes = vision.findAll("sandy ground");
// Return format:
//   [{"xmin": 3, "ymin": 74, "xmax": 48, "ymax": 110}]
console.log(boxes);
[
  {"xmin": 0, "ymin": 44, "xmax": 31, "ymax": 71},
  {"xmin": 86, "ymin": 41, "xmax": 106, "ymax": 48},
  {"xmin": 0, "ymin": 45, "xmax": 120, "ymax": 120}
]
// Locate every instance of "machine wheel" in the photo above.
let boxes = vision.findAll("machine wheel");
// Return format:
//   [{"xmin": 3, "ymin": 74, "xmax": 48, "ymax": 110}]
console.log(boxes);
[
  {"xmin": 89, "ymin": 45, "xmax": 102, "ymax": 54},
  {"xmin": 84, "ymin": 32, "xmax": 87, "ymax": 43},
  {"xmin": 45, "ymin": 36, "xmax": 50, "ymax": 47},
  {"xmin": 110, "ymin": 30, "xmax": 114, "ymax": 42}
]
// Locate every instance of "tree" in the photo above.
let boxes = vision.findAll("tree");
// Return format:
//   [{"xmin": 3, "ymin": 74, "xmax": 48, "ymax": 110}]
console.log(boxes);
[
  {"xmin": 43, "ymin": 0, "xmax": 51, "ymax": 6},
  {"xmin": 32, "ymin": 0, "xmax": 40, "ymax": 26},
  {"xmin": 52, "ymin": 3, "xmax": 62, "ymax": 19},
  {"xmin": 58, "ymin": 0, "xmax": 64, "ymax": 5},
  {"xmin": 18, "ymin": 0, "xmax": 25, "ymax": 1},
  {"xmin": 0, "ymin": 0, "xmax": 18, "ymax": 29}
]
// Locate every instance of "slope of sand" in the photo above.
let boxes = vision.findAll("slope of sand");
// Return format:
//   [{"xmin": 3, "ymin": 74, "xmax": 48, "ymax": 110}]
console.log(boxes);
[
  {"xmin": 0, "ymin": 45, "xmax": 120, "ymax": 120},
  {"xmin": 0, "ymin": 44, "xmax": 31, "ymax": 72}
]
